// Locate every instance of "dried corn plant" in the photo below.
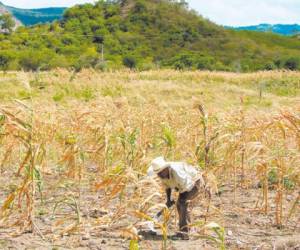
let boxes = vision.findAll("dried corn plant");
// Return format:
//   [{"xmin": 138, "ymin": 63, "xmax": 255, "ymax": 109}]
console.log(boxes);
[{"xmin": 0, "ymin": 70, "xmax": 299, "ymax": 248}]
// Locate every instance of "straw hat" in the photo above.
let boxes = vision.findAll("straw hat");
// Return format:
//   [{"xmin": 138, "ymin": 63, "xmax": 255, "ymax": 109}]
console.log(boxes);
[{"xmin": 147, "ymin": 156, "xmax": 169, "ymax": 176}]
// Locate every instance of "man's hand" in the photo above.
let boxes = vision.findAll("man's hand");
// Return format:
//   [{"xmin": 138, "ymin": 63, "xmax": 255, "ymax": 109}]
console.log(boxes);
[
  {"xmin": 156, "ymin": 200, "xmax": 175, "ymax": 218},
  {"xmin": 166, "ymin": 188, "xmax": 175, "ymax": 208},
  {"xmin": 156, "ymin": 188, "xmax": 175, "ymax": 218},
  {"xmin": 166, "ymin": 199, "xmax": 175, "ymax": 208}
]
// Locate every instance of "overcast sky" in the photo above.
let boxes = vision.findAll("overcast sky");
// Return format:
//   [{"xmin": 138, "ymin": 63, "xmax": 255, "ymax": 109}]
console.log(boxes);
[{"xmin": 1, "ymin": 0, "xmax": 300, "ymax": 26}]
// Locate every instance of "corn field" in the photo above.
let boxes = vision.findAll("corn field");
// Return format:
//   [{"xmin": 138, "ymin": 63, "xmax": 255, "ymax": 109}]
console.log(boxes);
[{"xmin": 0, "ymin": 70, "xmax": 299, "ymax": 249}]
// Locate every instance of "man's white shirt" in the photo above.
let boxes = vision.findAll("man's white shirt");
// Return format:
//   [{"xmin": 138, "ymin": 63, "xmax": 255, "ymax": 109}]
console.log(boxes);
[{"xmin": 160, "ymin": 162, "xmax": 201, "ymax": 193}]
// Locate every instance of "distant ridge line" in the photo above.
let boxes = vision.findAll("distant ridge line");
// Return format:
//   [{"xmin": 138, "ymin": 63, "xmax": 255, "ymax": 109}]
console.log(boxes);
[
  {"xmin": 0, "ymin": 1, "xmax": 66, "ymax": 26},
  {"xmin": 228, "ymin": 23, "xmax": 300, "ymax": 36}
]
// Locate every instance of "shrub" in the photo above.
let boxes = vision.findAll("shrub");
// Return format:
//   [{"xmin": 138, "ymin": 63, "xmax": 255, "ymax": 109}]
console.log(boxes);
[
  {"xmin": 196, "ymin": 56, "xmax": 215, "ymax": 70},
  {"xmin": 123, "ymin": 55, "xmax": 138, "ymax": 69},
  {"xmin": 0, "ymin": 53, "xmax": 10, "ymax": 71},
  {"xmin": 19, "ymin": 49, "xmax": 57, "ymax": 71},
  {"xmin": 264, "ymin": 61, "xmax": 277, "ymax": 71},
  {"xmin": 284, "ymin": 57, "xmax": 300, "ymax": 70},
  {"xmin": 75, "ymin": 47, "xmax": 99, "ymax": 71},
  {"xmin": 171, "ymin": 53, "xmax": 195, "ymax": 70}
]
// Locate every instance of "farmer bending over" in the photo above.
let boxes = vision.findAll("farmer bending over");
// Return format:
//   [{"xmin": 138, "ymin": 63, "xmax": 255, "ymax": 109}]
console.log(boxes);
[{"xmin": 147, "ymin": 156, "xmax": 208, "ymax": 240}]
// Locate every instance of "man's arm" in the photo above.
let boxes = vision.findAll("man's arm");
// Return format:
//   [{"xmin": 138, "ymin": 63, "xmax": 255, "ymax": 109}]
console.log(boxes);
[
  {"xmin": 157, "ymin": 167, "xmax": 175, "ymax": 208},
  {"xmin": 166, "ymin": 188, "xmax": 175, "ymax": 208},
  {"xmin": 156, "ymin": 188, "xmax": 175, "ymax": 218}
]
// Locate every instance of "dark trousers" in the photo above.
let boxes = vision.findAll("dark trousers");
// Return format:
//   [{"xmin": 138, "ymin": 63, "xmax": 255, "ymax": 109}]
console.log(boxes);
[{"xmin": 177, "ymin": 180, "xmax": 201, "ymax": 233}]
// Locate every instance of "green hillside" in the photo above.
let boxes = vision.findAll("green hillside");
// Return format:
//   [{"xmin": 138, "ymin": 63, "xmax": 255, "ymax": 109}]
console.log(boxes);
[{"xmin": 1, "ymin": 0, "xmax": 300, "ymax": 71}]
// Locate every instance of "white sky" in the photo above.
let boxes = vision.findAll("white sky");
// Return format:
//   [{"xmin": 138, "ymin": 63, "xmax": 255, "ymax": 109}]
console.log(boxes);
[{"xmin": 1, "ymin": 0, "xmax": 300, "ymax": 26}]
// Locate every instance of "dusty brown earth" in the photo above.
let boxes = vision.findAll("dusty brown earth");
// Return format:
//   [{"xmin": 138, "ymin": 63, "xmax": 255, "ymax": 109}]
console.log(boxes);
[{"xmin": 0, "ymin": 179, "xmax": 299, "ymax": 250}]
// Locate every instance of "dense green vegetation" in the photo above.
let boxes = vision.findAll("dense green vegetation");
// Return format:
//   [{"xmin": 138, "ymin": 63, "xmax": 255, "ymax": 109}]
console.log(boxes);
[{"xmin": 1, "ymin": 0, "xmax": 300, "ymax": 71}]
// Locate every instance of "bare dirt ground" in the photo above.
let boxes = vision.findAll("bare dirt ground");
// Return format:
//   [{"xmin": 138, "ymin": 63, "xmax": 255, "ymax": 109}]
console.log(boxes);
[{"xmin": 0, "ymin": 176, "xmax": 299, "ymax": 250}]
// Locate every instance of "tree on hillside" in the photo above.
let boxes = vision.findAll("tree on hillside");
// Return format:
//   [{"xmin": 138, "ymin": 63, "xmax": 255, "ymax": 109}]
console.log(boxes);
[
  {"xmin": 178, "ymin": 0, "xmax": 189, "ymax": 8},
  {"xmin": 0, "ymin": 13, "xmax": 15, "ymax": 33},
  {"xmin": 284, "ymin": 57, "xmax": 300, "ymax": 70},
  {"xmin": 0, "ymin": 53, "xmax": 10, "ymax": 71}
]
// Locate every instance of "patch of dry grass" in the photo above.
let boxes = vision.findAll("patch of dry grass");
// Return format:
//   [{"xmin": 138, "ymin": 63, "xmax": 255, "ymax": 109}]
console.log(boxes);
[{"xmin": 0, "ymin": 70, "xmax": 299, "ymax": 249}]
